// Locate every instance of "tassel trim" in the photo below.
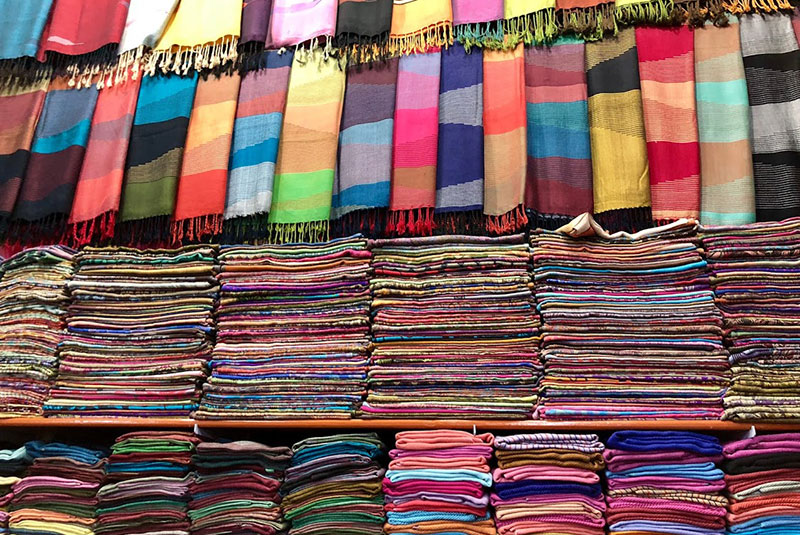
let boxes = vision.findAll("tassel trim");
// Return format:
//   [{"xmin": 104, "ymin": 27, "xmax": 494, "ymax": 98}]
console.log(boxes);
[
  {"xmin": 433, "ymin": 210, "xmax": 485, "ymax": 235},
  {"xmin": 614, "ymin": 0, "xmax": 685, "ymax": 25},
  {"xmin": 503, "ymin": 9, "xmax": 559, "ymax": 46},
  {"xmin": 454, "ymin": 22, "xmax": 506, "ymax": 51},
  {"xmin": 722, "ymin": 0, "xmax": 791, "ymax": 12},
  {"xmin": 114, "ymin": 214, "xmax": 172, "ymax": 247},
  {"xmin": 593, "ymin": 206, "xmax": 653, "ymax": 233},
  {"xmin": 0, "ymin": 58, "xmax": 53, "ymax": 89},
  {"xmin": 388, "ymin": 21, "xmax": 454, "ymax": 56},
  {"xmin": 267, "ymin": 220, "xmax": 330, "ymax": 244},
  {"xmin": 221, "ymin": 212, "xmax": 271, "ymax": 243},
  {"xmin": 385, "ymin": 207, "xmax": 435, "ymax": 236},
  {"xmin": 485, "ymin": 205, "xmax": 528, "ymax": 235},
  {"xmin": 332, "ymin": 208, "xmax": 387, "ymax": 239},
  {"xmin": 526, "ymin": 209, "xmax": 580, "ymax": 231},
  {"xmin": 171, "ymin": 213, "xmax": 223, "ymax": 245},
  {"xmin": 336, "ymin": 33, "xmax": 393, "ymax": 66},
  {"xmin": 3, "ymin": 213, "xmax": 68, "ymax": 248},
  {"xmin": 144, "ymin": 35, "xmax": 239, "ymax": 76},
  {"xmin": 558, "ymin": 3, "xmax": 618, "ymax": 40},
  {"xmin": 69, "ymin": 211, "xmax": 117, "ymax": 248}
]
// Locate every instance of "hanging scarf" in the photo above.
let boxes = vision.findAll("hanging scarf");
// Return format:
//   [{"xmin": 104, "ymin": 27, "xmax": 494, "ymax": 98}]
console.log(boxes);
[
  {"xmin": 585, "ymin": 28, "xmax": 651, "ymax": 232},
  {"xmin": 336, "ymin": 0, "xmax": 393, "ymax": 63},
  {"xmin": 334, "ymin": 58, "xmax": 398, "ymax": 237},
  {"xmin": 117, "ymin": 0, "xmax": 180, "ymax": 78},
  {"xmin": 434, "ymin": 43, "xmax": 484, "ymax": 233},
  {"xmin": 268, "ymin": 50, "xmax": 345, "ymax": 244},
  {"xmin": 723, "ymin": 0, "xmax": 791, "ymax": 16},
  {"xmin": 503, "ymin": 0, "xmax": 558, "ymax": 46},
  {"xmin": 741, "ymin": 13, "xmax": 800, "ymax": 222},
  {"xmin": 241, "ymin": 0, "xmax": 273, "ymax": 47},
  {"xmin": 614, "ymin": 0, "xmax": 680, "ymax": 26},
  {"xmin": 118, "ymin": 72, "xmax": 198, "ymax": 245},
  {"xmin": 635, "ymin": 26, "xmax": 700, "ymax": 223},
  {"xmin": 223, "ymin": 50, "xmax": 292, "ymax": 242},
  {"xmin": 0, "ymin": 0, "xmax": 53, "ymax": 80},
  {"xmin": 389, "ymin": 0, "xmax": 453, "ymax": 56},
  {"xmin": 524, "ymin": 37, "xmax": 593, "ymax": 230},
  {"xmin": 388, "ymin": 50, "xmax": 441, "ymax": 236},
  {"xmin": 695, "ymin": 18, "xmax": 755, "ymax": 226},
  {"xmin": 452, "ymin": 0, "xmax": 504, "ymax": 50},
  {"xmin": 555, "ymin": 0, "xmax": 616, "ymax": 40},
  {"xmin": 172, "ymin": 72, "xmax": 240, "ymax": 244},
  {"xmin": 483, "ymin": 43, "xmax": 528, "ymax": 234},
  {"xmin": 268, "ymin": 0, "xmax": 338, "ymax": 49},
  {"xmin": 68, "ymin": 74, "xmax": 141, "ymax": 246}
]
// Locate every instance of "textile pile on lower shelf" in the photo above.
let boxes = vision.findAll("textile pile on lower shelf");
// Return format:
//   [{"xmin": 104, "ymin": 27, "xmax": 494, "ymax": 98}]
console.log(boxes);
[
  {"xmin": 197, "ymin": 237, "xmax": 372, "ymax": 419},
  {"xmin": 0, "ymin": 246, "xmax": 74, "ymax": 417},
  {"xmin": 604, "ymin": 431, "xmax": 727, "ymax": 535},
  {"xmin": 45, "ymin": 246, "xmax": 218, "ymax": 417},
  {"xmin": 281, "ymin": 434, "xmax": 385, "ymax": 535},
  {"xmin": 492, "ymin": 433, "xmax": 606, "ymax": 535},
  {"xmin": 363, "ymin": 234, "xmax": 541, "ymax": 418},
  {"xmin": 533, "ymin": 217, "xmax": 731, "ymax": 419},
  {"xmin": 0, "ymin": 474, "xmax": 13, "ymax": 535},
  {"xmin": 701, "ymin": 219, "xmax": 800, "ymax": 421}
]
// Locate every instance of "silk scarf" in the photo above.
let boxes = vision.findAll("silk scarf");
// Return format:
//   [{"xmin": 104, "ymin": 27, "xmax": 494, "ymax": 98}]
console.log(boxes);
[
  {"xmin": 0, "ymin": 0, "xmax": 53, "ymax": 62},
  {"xmin": 240, "ymin": 0, "xmax": 273, "ymax": 46},
  {"xmin": 268, "ymin": 0, "xmax": 338, "ymax": 48},
  {"xmin": 452, "ymin": 0, "xmax": 504, "ymax": 50},
  {"xmin": 336, "ymin": 0, "xmax": 393, "ymax": 63},
  {"xmin": 117, "ymin": 0, "xmax": 180, "ymax": 78},
  {"xmin": 504, "ymin": 0, "xmax": 558, "ymax": 46},
  {"xmin": 389, "ymin": 0, "xmax": 453, "ymax": 56}
]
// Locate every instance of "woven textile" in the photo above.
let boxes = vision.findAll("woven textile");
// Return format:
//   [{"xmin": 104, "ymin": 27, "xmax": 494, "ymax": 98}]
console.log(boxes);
[
  {"xmin": 636, "ymin": 26, "xmax": 700, "ymax": 223},
  {"xmin": 555, "ymin": 0, "xmax": 615, "ymax": 40},
  {"xmin": 336, "ymin": 0, "xmax": 393, "ymax": 63},
  {"xmin": 240, "ymin": 0, "xmax": 272, "ymax": 45},
  {"xmin": 268, "ymin": 0, "xmax": 338, "ymax": 48},
  {"xmin": 504, "ymin": 0, "xmax": 558, "ymax": 45},
  {"xmin": 524, "ymin": 38, "xmax": 593, "ymax": 230},
  {"xmin": 172, "ymin": 72, "xmax": 240, "ymax": 244},
  {"xmin": 389, "ymin": 0, "xmax": 453, "ymax": 56},
  {"xmin": 452, "ymin": 0, "xmax": 504, "ymax": 49},
  {"xmin": 695, "ymin": 18, "xmax": 755, "ymax": 226},
  {"xmin": 0, "ymin": 0, "xmax": 53, "ymax": 60},
  {"xmin": 118, "ymin": 0, "xmax": 179, "ymax": 56},
  {"xmin": 740, "ymin": 13, "xmax": 800, "ymax": 222},
  {"xmin": 37, "ymin": 0, "xmax": 129, "ymax": 61}
]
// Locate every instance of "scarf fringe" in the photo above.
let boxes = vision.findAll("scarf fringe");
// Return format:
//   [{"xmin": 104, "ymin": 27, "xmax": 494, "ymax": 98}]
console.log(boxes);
[
  {"xmin": 267, "ymin": 220, "xmax": 330, "ymax": 244},
  {"xmin": 485, "ymin": 205, "xmax": 529, "ymax": 235},
  {"xmin": 454, "ymin": 22, "xmax": 506, "ymax": 51},
  {"xmin": 69, "ymin": 211, "xmax": 117, "ymax": 248},
  {"xmin": 221, "ymin": 212, "xmax": 270, "ymax": 243},
  {"xmin": 389, "ymin": 21, "xmax": 454, "ymax": 56},
  {"xmin": 722, "ymin": 0, "xmax": 791, "ymax": 12},
  {"xmin": 503, "ymin": 9, "xmax": 559, "ymax": 46},
  {"xmin": 171, "ymin": 213, "xmax": 223, "ymax": 245},
  {"xmin": 614, "ymin": 0, "xmax": 684, "ymax": 25},
  {"xmin": 336, "ymin": 33, "xmax": 393, "ymax": 65},
  {"xmin": 386, "ymin": 208, "xmax": 435, "ymax": 236},
  {"xmin": 593, "ymin": 206, "xmax": 654, "ymax": 233},
  {"xmin": 0, "ymin": 58, "xmax": 53, "ymax": 89},
  {"xmin": 4, "ymin": 213, "xmax": 68, "ymax": 248},
  {"xmin": 332, "ymin": 208, "xmax": 387, "ymax": 239},
  {"xmin": 526, "ymin": 210, "xmax": 580, "ymax": 231},
  {"xmin": 143, "ymin": 35, "xmax": 239, "ymax": 76},
  {"xmin": 558, "ymin": 4, "xmax": 618, "ymax": 40},
  {"xmin": 114, "ymin": 214, "xmax": 172, "ymax": 247},
  {"xmin": 433, "ymin": 210, "xmax": 485, "ymax": 235}
]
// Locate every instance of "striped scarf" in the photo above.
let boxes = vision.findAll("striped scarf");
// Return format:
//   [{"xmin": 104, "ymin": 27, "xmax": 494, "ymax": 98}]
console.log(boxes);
[
  {"xmin": 695, "ymin": 18, "xmax": 755, "ymax": 226},
  {"xmin": 334, "ymin": 58, "xmax": 398, "ymax": 237},
  {"xmin": 483, "ymin": 43, "xmax": 528, "ymax": 234},
  {"xmin": 636, "ymin": 26, "xmax": 700, "ymax": 223},
  {"xmin": 452, "ymin": 0, "xmax": 504, "ymax": 50},
  {"xmin": 172, "ymin": 73, "xmax": 240, "ymax": 244},
  {"xmin": 223, "ymin": 50, "xmax": 293, "ymax": 242},
  {"xmin": 585, "ymin": 28, "xmax": 651, "ymax": 231},
  {"xmin": 504, "ymin": 0, "xmax": 558, "ymax": 46},
  {"xmin": 269, "ymin": 0, "xmax": 338, "ymax": 48},
  {"xmin": 0, "ymin": 0, "xmax": 53, "ymax": 61},
  {"xmin": 740, "ymin": 13, "xmax": 800, "ymax": 222},
  {"xmin": 336, "ymin": 0, "xmax": 394, "ymax": 63},
  {"xmin": 269, "ymin": 50, "xmax": 345, "ymax": 244},
  {"xmin": 555, "ymin": 0, "xmax": 615, "ymax": 40},
  {"xmin": 240, "ymin": 0, "xmax": 272, "ymax": 46},
  {"xmin": 524, "ymin": 37, "xmax": 593, "ymax": 230},
  {"xmin": 389, "ymin": 0, "xmax": 453, "ymax": 56}
]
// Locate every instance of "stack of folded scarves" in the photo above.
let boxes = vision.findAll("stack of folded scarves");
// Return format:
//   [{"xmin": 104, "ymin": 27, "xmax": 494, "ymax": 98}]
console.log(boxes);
[
  {"xmin": 0, "ymin": 446, "xmax": 28, "ymax": 535},
  {"xmin": 0, "ymin": 246, "xmax": 74, "ymax": 417},
  {"xmin": 701, "ymin": 219, "xmax": 800, "ymax": 420},
  {"xmin": 0, "ymin": 475, "xmax": 13, "ymax": 535},
  {"xmin": 96, "ymin": 431, "xmax": 200, "ymax": 535},
  {"xmin": 45, "ymin": 246, "xmax": 218, "ymax": 417},
  {"xmin": 492, "ymin": 433, "xmax": 606, "ymax": 535},
  {"xmin": 533, "ymin": 219, "xmax": 730, "ymax": 419},
  {"xmin": 723, "ymin": 432, "xmax": 800, "ymax": 535},
  {"xmin": 196, "ymin": 236, "xmax": 372, "ymax": 419},
  {"xmin": 281, "ymin": 433, "xmax": 385, "ymax": 535},
  {"xmin": 604, "ymin": 431, "xmax": 727, "ymax": 535},
  {"xmin": 189, "ymin": 439, "xmax": 293, "ymax": 535},
  {"xmin": 384, "ymin": 430, "xmax": 496, "ymax": 535},
  {"xmin": 363, "ymin": 234, "xmax": 541, "ymax": 419}
]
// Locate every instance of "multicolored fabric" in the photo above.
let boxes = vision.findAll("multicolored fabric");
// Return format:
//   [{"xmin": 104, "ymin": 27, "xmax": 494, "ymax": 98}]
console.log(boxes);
[
  {"xmin": 451, "ymin": 0, "xmax": 504, "ymax": 49},
  {"xmin": 118, "ymin": 0, "xmax": 180, "ymax": 54},
  {"xmin": 38, "ymin": 0, "xmax": 129, "ymax": 61},
  {"xmin": 0, "ymin": 0, "xmax": 54, "ymax": 60},
  {"xmin": 504, "ymin": 0, "xmax": 558, "ymax": 45},
  {"xmin": 269, "ymin": 0, "xmax": 338, "ymax": 48},
  {"xmin": 695, "ymin": 17, "xmax": 755, "ymax": 226},
  {"xmin": 555, "ymin": 0, "xmax": 615, "ymax": 40},
  {"xmin": 636, "ymin": 26, "xmax": 700, "ymax": 223},
  {"xmin": 389, "ymin": 0, "xmax": 453, "ymax": 56},
  {"xmin": 524, "ymin": 37, "xmax": 593, "ymax": 229},
  {"xmin": 240, "ymin": 0, "xmax": 272, "ymax": 45},
  {"xmin": 336, "ymin": 0, "xmax": 393, "ymax": 63}
]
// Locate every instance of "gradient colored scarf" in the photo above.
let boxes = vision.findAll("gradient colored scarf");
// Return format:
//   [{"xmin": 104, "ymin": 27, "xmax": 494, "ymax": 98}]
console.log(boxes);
[
  {"xmin": 334, "ymin": 58, "xmax": 398, "ymax": 237},
  {"xmin": 555, "ymin": 0, "xmax": 615, "ymax": 40},
  {"xmin": 269, "ymin": 0, "xmax": 338, "ymax": 48},
  {"xmin": 68, "ymin": 75, "xmax": 141, "ymax": 246},
  {"xmin": 118, "ymin": 73, "xmax": 198, "ymax": 245},
  {"xmin": 694, "ymin": 17, "xmax": 755, "ymax": 226},
  {"xmin": 389, "ymin": 0, "xmax": 453, "ymax": 56},
  {"xmin": 636, "ymin": 26, "xmax": 700, "ymax": 223},
  {"xmin": 740, "ymin": 13, "xmax": 800, "ymax": 222},
  {"xmin": 223, "ymin": 50, "xmax": 292, "ymax": 242},
  {"xmin": 388, "ymin": 51, "xmax": 441, "ymax": 236},
  {"xmin": 524, "ymin": 37, "xmax": 593, "ymax": 229},
  {"xmin": 172, "ymin": 72, "xmax": 240, "ymax": 244},
  {"xmin": 483, "ymin": 43, "xmax": 528, "ymax": 234},
  {"xmin": 336, "ymin": 0, "xmax": 393, "ymax": 63},
  {"xmin": 504, "ymin": 0, "xmax": 558, "ymax": 46},
  {"xmin": 585, "ymin": 28, "xmax": 651, "ymax": 231},
  {"xmin": 452, "ymin": 0, "xmax": 504, "ymax": 50},
  {"xmin": 269, "ymin": 50, "xmax": 345, "ymax": 244},
  {"xmin": 0, "ymin": 0, "xmax": 53, "ymax": 60},
  {"xmin": 435, "ymin": 43, "xmax": 484, "ymax": 233},
  {"xmin": 241, "ymin": 0, "xmax": 273, "ymax": 46}
]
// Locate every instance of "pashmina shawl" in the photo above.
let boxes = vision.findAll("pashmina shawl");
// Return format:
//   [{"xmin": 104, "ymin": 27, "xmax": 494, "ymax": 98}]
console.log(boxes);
[
  {"xmin": 636, "ymin": 26, "xmax": 700, "ymax": 222},
  {"xmin": 694, "ymin": 17, "xmax": 755, "ymax": 225},
  {"xmin": 117, "ymin": 0, "xmax": 180, "ymax": 78},
  {"xmin": 172, "ymin": 72, "xmax": 240, "ymax": 244},
  {"xmin": 524, "ymin": 38, "xmax": 593, "ymax": 229},
  {"xmin": 740, "ymin": 13, "xmax": 800, "ymax": 222},
  {"xmin": 0, "ymin": 0, "xmax": 53, "ymax": 61},
  {"xmin": 240, "ymin": 0, "xmax": 273, "ymax": 46},
  {"xmin": 389, "ymin": 0, "xmax": 453, "ymax": 56},
  {"xmin": 555, "ymin": 0, "xmax": 616, "ymax": 40},
  {"xmin": 336, "ymin": 0, "xmax": 394, "ymax": 63},
  {"xmin": 268, "ymin": 0, "xmax": 338, "ymax": 49},
  {"xmin": 268, "ymin": 50, "xmax": 345, "ymax": 244},
  {"xmin": 504, "ymin": 0, "xmax": 558, "ymax": 46},
  {"xmin": 452, "ymin": 0, "xmax": 504, "ymax": 50}
]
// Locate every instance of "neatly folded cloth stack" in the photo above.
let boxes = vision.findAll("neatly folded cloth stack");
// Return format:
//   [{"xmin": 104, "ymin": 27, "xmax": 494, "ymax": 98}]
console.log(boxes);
[
  {"xmin": 384, "ymin": 430, "xmax": 497, "ymax": 535},
  {"xmin": 492, "ymin": 433, "xmax": 606, "ymax": 535},
  {"xmin": 0, "ymin": 448, "xmax": 28, "ymax": 478},
  {"xmin": 282, "ymin": 434, "xmax": 385, "ymax": 535},
  {"xmin": 605, "ymin": 431, "xmax": 727, "ymax": 535},
  {"xmin": 0, "ymin": 475, "xmax": 13, "ymax": 535}
]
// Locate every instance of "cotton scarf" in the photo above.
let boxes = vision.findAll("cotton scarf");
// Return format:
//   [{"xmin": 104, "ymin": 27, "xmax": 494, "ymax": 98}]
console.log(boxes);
[
  {"xmin": 483, "ymin": 43, "xmax": 528, "ymax": 234},
  {"xmin": 68, "ymin": 74, "xmax": 141, "ymax": 246},
  {"xmin": 223, "ymin": 50, "xmax": 292, "ymax": 242},
  {"xmin": 172, "ymin": 72, "xmax": 240, "ymax": 244},
  {"xmin": 268, "ymin": 50, "xmax": 345, "ymax": 244},
  {"xmin": 118, "ymin": 72, "xmax": 198, "ymax": 245},
  {"xmin": 117, "ymin": 0, "xmax": 180, "ymax": 78},
  {"xmin": 0, "ymin": 0, "xmax": 53, "ymax": 63},
  {"xmin": 452, "ymin": 0, "xmax": 504, "ymax": 50},
  {"xmin": 334, "ymin": 58, "xmax": 398, "ymax": 237},
  {"xmin": 388, "ymin": 50, "xmax": 441, "ymax": 236},
  {"xmin": 504, "ymin": 0, "xmax": 558, "ymax": 46},
  {"xmin": 336, "ymin": 0, "xmax": 394, "ymax": 63},
  {"xmin": 740, "ymin": 13, "xmax": 800, "ymax": 222},
  {"xmin": 555, "ymin": 0, "xmax": 616, "ymax": 40},
  {"xmin": 268, "ymin": 0, "xmax": 338, "ymax": 49},
  {"xmin": 435, "ymin": 43, "xmax": 484, "ymax": 233},
  {"xmin": 389, "ymin": 0, "xmax": 453, "ymax": 56},
  {"xmin": 240, "ymin": 0, "xmax": 273, "ymax": 46},
  {"xmin": 585, "ymin": 28, "xmax": 651, "ymax": 231},
  {"xmin": 524, "ymin": 37, "xmax": 593, "ymax": 230},
  {"xmin": 635, "ymin": 26, "xmax": 700, "ymax": 223}
]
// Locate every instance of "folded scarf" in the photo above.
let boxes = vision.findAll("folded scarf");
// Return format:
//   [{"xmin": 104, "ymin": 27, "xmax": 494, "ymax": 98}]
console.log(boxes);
[
  {"xmin": 483, "ymin": 42, "xmax": 528, "ymax": 234},
  {"xmin": 504, "ymin": 0, "xmax": 558, "ymax": 46},
  {"xmin": 740, "ymin": 13, "xmax": 800, "ymax": 222},
  {"xmin": 452, "ymin": 0, "xmax": 504, "ymax": 50},
  {"xmin": 555, "ymin": 0, "xmax": 615, "ymax": 41},
  {"xmin": 636, "ymin": 25, "xmax": 700, "ymax": 223},
  {"xmin": 117, "ymin": 0, "xmax": 180, "ymax": 76},
  {"xmin": 333, "ymin": 58, "xmax": 398, "ymax": 237},
  {"xmin": 694, "ymin": 17, "xmax": 755, "ymax": 226},
  {"xmin": 268, "ymin": 0, "xmax": 338, "ymax": 48},
  {"xmin": 240, "ymin": 0, "xmax": 272, "ymax": 47},
  {"xmin": 0, "ymin": 0, "xmax": 53, "ymax": 63},
  {"xmin": 523, "ymin": 37, "xmax": 593, "ymax": 229},
  {"xmin": 389, "ymin": 0, "xmax": 453, "ymax": 56},
  {"xmin": 68, "ymin": 75, "xmax": 141, "ymax": 246},
  {"xmin": 336, "ymin": 0, "xmax": 394, "ymax": 63},
  {"xmin": 607, "ymin": 431, "xmax": 722, "ymax": 455},
  {"xmin": 268, "ymin": 50, "xmax": 345, "ymax": 244}
]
